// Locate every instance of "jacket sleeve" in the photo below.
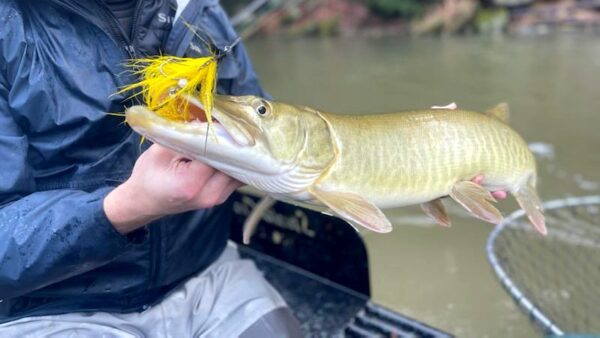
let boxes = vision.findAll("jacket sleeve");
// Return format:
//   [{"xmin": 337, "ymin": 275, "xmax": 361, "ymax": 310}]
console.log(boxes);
[{"xmin": 0, "ymin": 76, "xmax": 136, "ymax": 300}]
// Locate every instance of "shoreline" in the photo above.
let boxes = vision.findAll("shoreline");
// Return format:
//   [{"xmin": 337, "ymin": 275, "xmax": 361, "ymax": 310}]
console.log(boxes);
[{"xmin": 232, "ymin": 0, "xmax": 600, "ymax": 38}]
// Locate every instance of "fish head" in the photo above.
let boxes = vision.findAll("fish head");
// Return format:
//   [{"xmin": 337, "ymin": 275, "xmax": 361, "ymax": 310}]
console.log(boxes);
[
  {"xmin": 212, "ymin": 95, "xmax": 337, "ymax": 165},
  {"xmin": 125, "ymin": 95, "xmax": 336, "ymax": 194}
]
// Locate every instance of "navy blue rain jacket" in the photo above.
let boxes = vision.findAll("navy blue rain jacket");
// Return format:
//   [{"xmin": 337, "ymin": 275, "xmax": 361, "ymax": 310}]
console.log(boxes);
[{"xmin": 0, "ymin": 0, "xmax": 266, "ymax": 323}]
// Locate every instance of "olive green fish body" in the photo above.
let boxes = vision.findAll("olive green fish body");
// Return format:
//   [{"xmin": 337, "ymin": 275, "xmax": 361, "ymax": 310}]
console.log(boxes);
[
  {"xmin": 318, "ymin": 110, "xmax": 536, "ymax": 208},
  {"xmin": 125, "ymin": 96, "xmax": 546, "ymax": 240}
]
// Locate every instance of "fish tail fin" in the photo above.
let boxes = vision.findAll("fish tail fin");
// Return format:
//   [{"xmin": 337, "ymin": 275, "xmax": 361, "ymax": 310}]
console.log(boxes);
[{"xmin": 513, "ymin": 176, "xmax": 546, "ymax": 235}]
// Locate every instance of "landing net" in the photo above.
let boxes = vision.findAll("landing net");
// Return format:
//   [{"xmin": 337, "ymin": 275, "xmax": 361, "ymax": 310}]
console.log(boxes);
[{"xmin": 486, "ymin": 195, "xmax": 600, "ymax": 335}]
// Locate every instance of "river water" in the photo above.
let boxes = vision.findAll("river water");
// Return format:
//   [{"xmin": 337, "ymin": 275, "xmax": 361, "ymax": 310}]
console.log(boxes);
[{"xmin": 244, "ymin": 34, "xmax": 600, "ymax": 337}]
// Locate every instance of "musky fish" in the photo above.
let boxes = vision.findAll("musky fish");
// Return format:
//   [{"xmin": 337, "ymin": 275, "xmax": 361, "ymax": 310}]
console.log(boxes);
[{"xmin": 125, "ymin": 95, "xmax": 545, "ymax": 242}]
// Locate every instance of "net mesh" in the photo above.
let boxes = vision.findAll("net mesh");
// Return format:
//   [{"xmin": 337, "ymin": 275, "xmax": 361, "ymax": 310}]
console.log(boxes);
[{"xmin": 487, "ymin": 196, "xmax": 600, "ymax": 334}]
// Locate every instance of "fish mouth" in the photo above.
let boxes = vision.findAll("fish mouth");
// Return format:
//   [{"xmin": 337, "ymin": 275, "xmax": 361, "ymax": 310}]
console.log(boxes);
[
  {"xmin": 185, "ymin": 95, "xmax": 258, "ymax": 147},
  {"xmin": 125, "ymin": 105, "xmax": 231, "ymax": 147},
  {"xmin": 125, "ymin": 95, "xmax": 257, "ymax": 151},
  {"xmin": 126, "ymin": 94, "xmax": 284, "ymax": 175}
]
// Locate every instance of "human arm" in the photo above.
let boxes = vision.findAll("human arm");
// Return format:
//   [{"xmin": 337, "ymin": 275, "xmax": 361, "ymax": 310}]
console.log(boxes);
[
  {"xmin": 0, "ymin": 76, "xmax": 134, "ymax": 299},
  {"xmin": 104, "ymin": 144, "xmax": 242, "ymax": 234},
  {"xmin": 0, "ymin": 66, "xmax": 240, "ymax": 300}
]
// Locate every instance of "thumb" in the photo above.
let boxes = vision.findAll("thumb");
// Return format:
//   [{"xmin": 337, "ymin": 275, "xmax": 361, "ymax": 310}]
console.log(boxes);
[{"xmin": 147, "ymin": 144, "xmax": 180, "ymax": 161}]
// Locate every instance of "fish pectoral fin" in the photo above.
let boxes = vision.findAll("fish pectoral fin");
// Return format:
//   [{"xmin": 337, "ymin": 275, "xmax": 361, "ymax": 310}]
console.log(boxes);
[
  {"xmin": 449, "ymin": 181, "xmax": 503, "ymax": 224},
  {"xmin": 242, "ymin": 195, "xmax": 276, "ymax": 244},
  {"xmin": 513, "ymin": 182, "xmax": 547, "ymax": 235},
  {"xmin": 308, "ymin": 187, "xmax": 392, "ymax": 233},
  {"xmin": 421, "ymin": 198, "xmax": 451, "ymax": 227},
  {"xmin": 485, "ymin": 102, "xmax": 510, "ymax": 123}
]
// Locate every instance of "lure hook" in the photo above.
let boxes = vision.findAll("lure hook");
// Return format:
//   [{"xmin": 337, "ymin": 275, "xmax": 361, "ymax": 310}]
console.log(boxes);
[{"xmin": 158, "ymin": 58, "xmax": 175, "ymax": 77}]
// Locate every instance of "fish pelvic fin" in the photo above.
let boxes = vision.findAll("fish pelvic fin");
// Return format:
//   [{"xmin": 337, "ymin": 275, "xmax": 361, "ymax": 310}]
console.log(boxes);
[
  {"xmin": 308, "ymin": 187, "xmax": 392, "ymax": 233},
  {"xmin": 513, "ymin": 181, "xmax": 547, "ymax": 235},
  {"xmin": 450, "ymin": 181, "xmax": 503, "ymax": 224},
  {"xmin": 421, "ymin": 198, "xmax": 451, "ymax": 227},
  {"xmin": 485, "ymin": 102, "xmax": 510, "ymax": 123},
  {"xmin": 242, "ymin": 195, "xmax": 276, "ymax": 244}
]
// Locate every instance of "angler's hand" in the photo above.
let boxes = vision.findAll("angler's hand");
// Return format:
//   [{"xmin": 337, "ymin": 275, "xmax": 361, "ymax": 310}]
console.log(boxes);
[{"xmin": 104, "ymin": 144, "xmax": 243, "ymax": 234}]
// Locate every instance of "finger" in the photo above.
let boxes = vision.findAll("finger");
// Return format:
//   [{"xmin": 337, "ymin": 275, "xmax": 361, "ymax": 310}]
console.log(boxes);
[
  {"xmin": 185, "ymin": 160, "xmax": 217, "ymax": 185},
  {"xmin": 471, "ymin": 175, "xmax": 484, "ymax": 185},
  {"xmin": 491, "ymin": 191, "xmax": 508, "ymax": 200},
  {"xmin": 169, "ymin": 161, "xmax": 218, "ymax": 202},
  {"xmin": 471, "ymin": 175, "xmax": 508, "ymax": 200},
  {"xmin": 194, "ymin": 171, "xmax": 234, "ymax": 208},
  {"xmin": 150, "ymin": 144, "xmax": 179, "ymax": 160},
  {"xmin": 217, "ymin": 179, "xmax": 244, "ymax": 204}
]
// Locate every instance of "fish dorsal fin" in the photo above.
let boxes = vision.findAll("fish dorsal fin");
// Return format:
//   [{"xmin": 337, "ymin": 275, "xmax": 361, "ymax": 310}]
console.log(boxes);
[
  {"xmin": 485, "ymin": 103, "xmax": 510, "ymax": 123},
  {"xmin": 421, "ymin": 198, "xmax": 451, "ymax": 227},
  {"xmin": 449, "ymin": 181, "xmax": 503, "ymax": 224},
  {"xmin": 309, "ymin": 187, "xmax": 392, "ymax": 233}
]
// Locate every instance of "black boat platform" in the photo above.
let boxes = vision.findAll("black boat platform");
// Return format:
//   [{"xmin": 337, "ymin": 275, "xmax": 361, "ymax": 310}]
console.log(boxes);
[{"xmin": 230, "ymin": 192, "xmax": 452, "ymax": 337}]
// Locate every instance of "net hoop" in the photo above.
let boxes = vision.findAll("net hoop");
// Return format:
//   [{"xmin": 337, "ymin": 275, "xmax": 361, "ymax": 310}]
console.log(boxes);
[{"xmin": 486, "ymin": 195, "xmax": 600, "ymax": 336}]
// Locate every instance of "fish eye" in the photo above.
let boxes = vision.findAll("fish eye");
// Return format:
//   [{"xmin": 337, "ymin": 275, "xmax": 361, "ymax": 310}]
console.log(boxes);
[
  {"xmin": 257, "ymin": 105, "xmax": 267, "ymax": 115},
  {"xmin": 254, "ymin": 100, "xmax": 269, "ymax": 116}
]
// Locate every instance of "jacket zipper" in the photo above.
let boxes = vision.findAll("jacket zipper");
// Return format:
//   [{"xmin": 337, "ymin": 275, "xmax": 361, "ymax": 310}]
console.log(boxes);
[
  {"xmin": 50, "ymin": 0, "xmax": 136, "ymax": 58},
  {"xmin": 91, "ymin": 0, "xmax": 137, "ymax": 58},
  {"xmin": 49, "ymin": 0, "xmax": 162, "ymax": 292},
  {"xmin": 93, "ymin": 0, "xmax": 163, "ymax": 290},
  {"xmin": 129, "ymin": 0, "xmax": 144, "ymax": 52}
]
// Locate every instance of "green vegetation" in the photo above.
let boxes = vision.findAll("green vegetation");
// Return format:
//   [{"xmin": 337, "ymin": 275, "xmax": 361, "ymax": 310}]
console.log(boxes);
[
  {"xmin": 222, "ymin": 0, "xmax": 440, "ymax": 19},
  {"xmin": 290, "ymin": 16, "xmax": 340, "ymax": 37},
  {"xmin": 223, "ymin": 0, "xmax": 600, "ymax": 37},
  {"xmin": 474, "ymin": 8, "xmax": 509, "ymax": 34},
  {"xmin": 358, "ymin": 0, "xmax": 439, "ymax": 18}
]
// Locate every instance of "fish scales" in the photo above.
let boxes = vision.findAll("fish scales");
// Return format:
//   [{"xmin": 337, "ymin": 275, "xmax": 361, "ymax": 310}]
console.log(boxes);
[{"xmin": 318, "ymin": 109, "xmax": 534, "ymax": 208}]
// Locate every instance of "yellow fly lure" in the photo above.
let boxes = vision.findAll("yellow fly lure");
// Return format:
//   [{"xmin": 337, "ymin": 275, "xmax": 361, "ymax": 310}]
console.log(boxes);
[{"xmin": 118, "ymin": 54, "xmax": 218, "ymax": 130}]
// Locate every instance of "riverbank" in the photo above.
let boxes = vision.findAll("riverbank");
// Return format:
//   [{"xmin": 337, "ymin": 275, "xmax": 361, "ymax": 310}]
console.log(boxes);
[{"xmin": 232, "ymin": 0, "xmax": 600, "ymax": 37}]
